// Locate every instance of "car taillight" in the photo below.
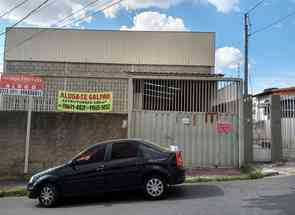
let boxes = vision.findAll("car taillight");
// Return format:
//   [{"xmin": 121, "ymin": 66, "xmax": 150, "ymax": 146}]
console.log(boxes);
[{"xmin": 176, "ymin": 151, "xmax": 183, "ymax": 167}]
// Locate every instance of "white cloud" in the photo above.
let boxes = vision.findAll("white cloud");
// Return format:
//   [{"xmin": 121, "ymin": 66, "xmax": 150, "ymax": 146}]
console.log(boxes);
[
  {"xmin": 0, "ymin": 0, "xmax": 106, "ymax": 27},
  {"xmin": 0, "ymin": 64, "xmax": 2, "ymax": 73},
  {"xmin": 215, "ymin": 46, "xmax": 243, "ymax": 73},
  {"xmin": 0, "ymin": 0, "xmax": 240, "ymax": 26},
  {"xmin": 206, "ymin": 0, "xmax": 240, "ymax": 13},
  {"xmin": 120, "ymin": 11, "xmax": 187, "ymax": 31},
  {"xmin": 103, "ymin": 3, "xmax": 121, "ymax": 19},
  {"xmin": 122, "ymin": 0, "xmax": 183, "ymax": 10},
  {"xmin": 111, "ymin": 0, "xmax": 240, "ymax": 18}
]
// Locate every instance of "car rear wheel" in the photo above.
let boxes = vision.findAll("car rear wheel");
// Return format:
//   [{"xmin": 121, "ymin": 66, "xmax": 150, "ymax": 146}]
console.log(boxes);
[
  {"xmin": 38, "ymin": 183, "xmax": 59, "ymax": 207},
  {"xmin": 144, "ymin": 175, "xmax": 167, "ymax": 200}
]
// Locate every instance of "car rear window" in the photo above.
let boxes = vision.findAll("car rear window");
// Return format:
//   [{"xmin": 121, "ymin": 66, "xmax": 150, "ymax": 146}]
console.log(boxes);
[
  {"xmin": 142, "ymin": 140, "xmax": 170, "ymax": 153},
  {"xmin": 140, "ymin": 143, "xmax": 166, "ymax": 159}
]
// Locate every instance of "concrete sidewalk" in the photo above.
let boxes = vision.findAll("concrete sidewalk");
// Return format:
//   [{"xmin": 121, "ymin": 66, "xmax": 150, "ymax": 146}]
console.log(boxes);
[
  {"xmin": 254, "ymin": 161, "xmax": 295, "ymax": 177},
  {"xmin": 186, "ymin": 168, "xmax": 241, "ymax": 177},
  {"xmin": 0, "ymin": 178, "xmax": 27, "ymax": 190}
]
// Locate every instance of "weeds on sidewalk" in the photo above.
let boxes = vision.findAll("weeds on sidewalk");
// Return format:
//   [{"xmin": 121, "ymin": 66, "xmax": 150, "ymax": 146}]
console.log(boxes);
[
  {"xmin": 185, "ymin": 167, "xmax": 264, "ymax": 184},
  {"xmin": 0, "ymin": 187, "xmax": 27, "ymax": 198}
]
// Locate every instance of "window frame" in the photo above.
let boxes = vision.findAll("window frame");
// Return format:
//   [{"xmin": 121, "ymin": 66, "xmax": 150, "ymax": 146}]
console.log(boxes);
[
  {"xmin": 106, "ymin": 140, "xmax": 140, "ymax": 162},
  {"xmin": 73, "ymin": 143, "xmax": 107, "ymax": 165}
]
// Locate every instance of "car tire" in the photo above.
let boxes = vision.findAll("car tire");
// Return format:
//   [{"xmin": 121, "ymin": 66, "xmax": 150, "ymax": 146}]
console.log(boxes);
[
  {"xmin": 38, "ymin": 183, "xmax": 60, "ymax": 207},
  {"xmin": 143, "ymin": 175, "xmax": 167, "ymax": 200}
]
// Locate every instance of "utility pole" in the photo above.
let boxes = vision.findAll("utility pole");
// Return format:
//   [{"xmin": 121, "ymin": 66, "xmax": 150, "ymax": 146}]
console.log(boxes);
[{"xmin": 244, "ymin": 13, "xmax": 249, "ymax": 96}]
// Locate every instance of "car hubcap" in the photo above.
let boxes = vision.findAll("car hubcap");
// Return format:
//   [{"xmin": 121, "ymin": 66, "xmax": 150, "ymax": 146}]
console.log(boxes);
[
  {"xmin": 146, "ymin": 178, "xmax": 164, "ymax": 197},
  {"xmin": 40, "ymin": 186, "xmax": 54, "ymax": 206}
]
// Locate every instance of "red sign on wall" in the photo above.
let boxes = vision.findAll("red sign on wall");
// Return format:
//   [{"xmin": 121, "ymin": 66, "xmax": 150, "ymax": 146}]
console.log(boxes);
[
  {"xmin": 217, "ymin": 122, "xmax": 232, "ymax": 134},
  {"xmin": 0, "ymin": 74, "xmax": 44, "ymax": 97}
]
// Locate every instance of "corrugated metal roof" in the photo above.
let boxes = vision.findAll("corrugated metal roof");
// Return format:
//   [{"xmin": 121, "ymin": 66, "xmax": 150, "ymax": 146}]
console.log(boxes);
[{"xmin": 5, "ymin": 27, "xmax": 215, "ymax": 67}]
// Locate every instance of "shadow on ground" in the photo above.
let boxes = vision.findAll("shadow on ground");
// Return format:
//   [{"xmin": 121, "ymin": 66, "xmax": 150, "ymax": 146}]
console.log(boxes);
[
  {"xmin": 39, "ymin": 184, "xmax": 224, "ymax": 208},
  {"xmin": 244, "ymin": 189, "xmax": 295, "ymax": 214}
]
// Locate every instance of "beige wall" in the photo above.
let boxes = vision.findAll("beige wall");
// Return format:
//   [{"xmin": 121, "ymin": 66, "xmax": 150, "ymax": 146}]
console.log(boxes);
[{"xmin": 5, "ymin": 28, "xmax": 215, "ymax": 67}]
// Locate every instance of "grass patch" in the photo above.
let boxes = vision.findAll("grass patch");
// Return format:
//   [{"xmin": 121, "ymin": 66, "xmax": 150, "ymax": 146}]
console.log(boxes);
[
  {"xmin": 185, "ymin": 169, "xmax": 264, "ymax": 184},
  {"xmin": 0, "ymin": 187, "xmax": 27, "ymax": 198},
  {"xmin": 240, "ymin": 165, "xmax": 256, "ymax": 174}
]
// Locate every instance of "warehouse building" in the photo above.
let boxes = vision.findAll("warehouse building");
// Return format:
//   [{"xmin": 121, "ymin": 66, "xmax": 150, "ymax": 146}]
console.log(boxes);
[{"xmin": 0, "ymin": 28, "xmax": 243, "ymax": 176}]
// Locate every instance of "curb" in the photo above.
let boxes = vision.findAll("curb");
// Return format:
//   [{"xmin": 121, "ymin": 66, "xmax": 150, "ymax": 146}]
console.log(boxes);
[{"xmin": 0, "ymin": 170, "xmax": 264, "ymax": 198}]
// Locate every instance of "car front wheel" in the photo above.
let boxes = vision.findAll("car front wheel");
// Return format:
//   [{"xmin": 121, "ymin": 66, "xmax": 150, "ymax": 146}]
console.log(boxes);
[
  {"xmin": 144, "ymin": 175, "xmax": 167, "ymax": 200},
  {"xmin": 38, "ymin": 183, "xmax": 59, "ymax": 207}
]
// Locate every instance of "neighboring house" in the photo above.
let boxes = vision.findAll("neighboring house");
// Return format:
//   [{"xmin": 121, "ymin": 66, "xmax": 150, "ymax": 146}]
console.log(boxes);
[{"xmin": 253, "ymin": 87, "xmax": 295, "ymax": 161}]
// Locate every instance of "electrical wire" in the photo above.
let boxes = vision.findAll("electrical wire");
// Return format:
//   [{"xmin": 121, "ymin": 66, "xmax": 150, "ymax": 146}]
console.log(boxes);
[
  {"xmin": 61, "ymin": 0, "xmax": 124, "ymax": 27},
  {"xmin": 4, "ymin": 0, "xmax": 124, "ymax": 54},
  {"xmin": 0, "ymin": 0, "xmax": 29, "ymax": 20},
  {"xmin": 0, "ymin": 0, "xmax": 51, "ymax": 37},
  {"xmin": 250, "ymin": 10, "xmax": 295, "ymax": 36},
  {"xmin": 245, "ymin": 0, "xmax": 267, "ymax": 14},
  {"xmin": 56, "ymin": 0, "xmax": 106, "ymax": 27}
]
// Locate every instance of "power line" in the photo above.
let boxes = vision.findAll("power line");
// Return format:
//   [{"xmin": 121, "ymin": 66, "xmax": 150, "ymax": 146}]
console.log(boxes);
[
  {"xmin": 0, "ymin": 0, "xmax": 29, "ymax": 19},
  {"xmin": 250, "ymin": 10, "xmax": 295, "ymax": 36},
  {"xmin": 5, "ymin": 0, "xmax": 109, "ymax": 53},
  {"xmin": 4, "ymin": 0, "xmax": 124, "ymax": 54},
  {"xmin": 63, "ymin": 0, "xmax": 124, "ymax": 27},
  {"xmin": 245, "ymin": 0, "xmax": 267, "ymax": 14},
  {"xmin": 243, "ymin": 0, "xmax": 268, "ymax": 96},
  {"xmin": 0, "ymin": 0, "xmax": 51, "ymax": 37},
  {"xmin": 56, "ymin": 0, "xmax": 105, "ymax": 27}
]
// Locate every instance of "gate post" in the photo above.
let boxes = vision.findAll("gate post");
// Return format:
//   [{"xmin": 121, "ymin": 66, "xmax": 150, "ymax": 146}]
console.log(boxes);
[
  {"xmin": 271, "ymin": 95, "xmax": 282, "ymax": 162},
  {"xmin": 128, "ymin": 78, "xmax": 133, "ymax": 138},
  {"xmin": 243, "ymin": 96, "xmax": 253, "ymax": 163}
]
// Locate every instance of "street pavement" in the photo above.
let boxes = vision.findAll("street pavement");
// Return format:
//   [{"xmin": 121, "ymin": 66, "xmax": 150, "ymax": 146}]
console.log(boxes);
[{"xmin": 1, "ymin": 176, "xmax": 295, "ymax": 215}]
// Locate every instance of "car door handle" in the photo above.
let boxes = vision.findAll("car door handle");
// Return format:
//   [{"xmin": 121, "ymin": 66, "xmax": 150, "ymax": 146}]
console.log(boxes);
[{"xmin": 96, "ymin": 165, "xmax": 104, "ymax": 172}]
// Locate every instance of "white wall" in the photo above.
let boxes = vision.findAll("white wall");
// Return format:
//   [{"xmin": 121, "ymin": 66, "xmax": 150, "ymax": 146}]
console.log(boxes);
[{"xmin": 5, "ymin": 28, "xmax": 215, "ymax": 67}]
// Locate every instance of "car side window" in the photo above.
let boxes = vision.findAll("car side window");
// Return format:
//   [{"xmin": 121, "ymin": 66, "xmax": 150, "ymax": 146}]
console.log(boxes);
[
  {"xmin": 111, "ymin": 142, "xmax": 138, "ymax": 160},
  {"xmin": 75, "ymin": 144, "xmax": 106, "ymax": 164},
  {"xmin": 140, "ymin": 144, "xmax": 164, "ymax": 159}
]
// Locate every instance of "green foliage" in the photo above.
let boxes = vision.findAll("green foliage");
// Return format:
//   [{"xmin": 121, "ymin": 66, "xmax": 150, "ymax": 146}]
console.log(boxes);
[
  {"xmin": 0, "ymin": 187, "xmax": 27, "ymax": 198},
  {"xmin": 185, "ymin": 169, "xmax": 264, "ymax": 184},
  {"xmin": 249, "ymin": 170, "xmax": 264, "ymax": 179},
  {"xmin": 240, "ymin": 165, "xmax": 256, "ymax": 174}
]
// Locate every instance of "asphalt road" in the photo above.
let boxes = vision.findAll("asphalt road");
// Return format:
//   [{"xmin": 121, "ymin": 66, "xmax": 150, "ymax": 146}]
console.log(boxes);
[{"xmin": 1, "ymin": 176, "xmax": 295, "ymax": 215}]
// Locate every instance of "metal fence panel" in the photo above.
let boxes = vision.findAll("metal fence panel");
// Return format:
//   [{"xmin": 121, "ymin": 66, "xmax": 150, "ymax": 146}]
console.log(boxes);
[
  {"xmin": 0, "ymin": 77, "xmax": 128, "ymax": 113},
  {"xmin": 281, "ymin": 95, "xmax": 295, "ymax": 159},
  {"xmin": 131, "ymin": 111, "xmax": 239, "ymax": 168},
  {"xmin": 252, "ymin": 97, "xmax": 271, "ymax": 162},
  {"xmin": 133, "ymin": 79, "xmax": 241, "ymax": 113},
  {"xmin": 130, "ymin": 78, "xmax": 242, "ymax": 168}
]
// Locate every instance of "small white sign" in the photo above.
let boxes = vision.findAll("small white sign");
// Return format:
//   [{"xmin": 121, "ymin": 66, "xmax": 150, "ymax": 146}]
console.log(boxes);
[{"xmin": 182, "ymin": 117, "xmax": 191, "ymax": 125}]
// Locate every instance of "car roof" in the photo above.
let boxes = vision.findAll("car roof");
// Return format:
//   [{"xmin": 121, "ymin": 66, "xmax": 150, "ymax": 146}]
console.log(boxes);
[{"xmin": 92, "ymin": 138, "xmax": 145, "ymax": 146}]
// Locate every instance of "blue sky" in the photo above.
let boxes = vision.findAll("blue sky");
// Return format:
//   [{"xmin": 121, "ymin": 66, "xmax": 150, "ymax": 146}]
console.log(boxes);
[{"xmin": 0, "ymin": 0, "xmax": 294, "ymax": 93}]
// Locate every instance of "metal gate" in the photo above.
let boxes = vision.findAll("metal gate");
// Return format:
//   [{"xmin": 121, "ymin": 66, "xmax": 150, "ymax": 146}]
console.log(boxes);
[
  {"xmin": 252, "ymin": 97, "xmax": 271, "ymax": 162},
  {"xmin": 129, "ymin": 77, "xmax": 243, "ymax": 168},
  {"xmin": 281, "ymin": 95, "xmax": 295, "ymax": 160}
]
